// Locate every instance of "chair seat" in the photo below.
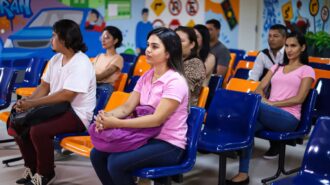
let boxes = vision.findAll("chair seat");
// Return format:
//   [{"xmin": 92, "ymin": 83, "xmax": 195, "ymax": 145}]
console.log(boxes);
[
  {"xmin": 16, "ymin": 87, "xmax": 36, "ymax": 97},
  {"xmin": 0, "ymin": 111, "xmax": 10, "ymax": 123},
  {"xmin": 198, "ymin": 129, "xmax": 252, "ymax": 152},
  {"xmin": 134, "ymin": 162, "xmax": 192, "ymax": 179},
  {"xmin": 271, "ymin": 174, "xmax": 328, "ymax": 185},
  {"xmin": 256, "ymin": 130, "xmax": 306, "ymax": 141},
  {"xmin": 60, "ymin": 136, "xmax": 93, "ymax": 158}
]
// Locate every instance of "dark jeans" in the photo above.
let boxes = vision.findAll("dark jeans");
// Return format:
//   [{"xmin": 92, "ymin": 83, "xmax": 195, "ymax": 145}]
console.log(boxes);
[
  {"xmin": 239, "ymin": 102, "xmax": 300, "ymax": 173},
  {"xmin": 90, "ymin": 139, "xmax": 185, "ymax": 185},
  {"xmin": 15, "ymin": 110, "xmax": 85, "ymax": 177}
]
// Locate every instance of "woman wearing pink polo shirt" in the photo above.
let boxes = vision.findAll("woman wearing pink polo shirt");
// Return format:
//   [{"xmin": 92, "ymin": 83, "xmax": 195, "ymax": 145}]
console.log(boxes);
[
  {"xmin": 227, "ymin": 32, "xmax": 315, "ymax": 185},
  {"xmin": 90, "ymin": 27, "xmax": 189, "ymax": 185}
]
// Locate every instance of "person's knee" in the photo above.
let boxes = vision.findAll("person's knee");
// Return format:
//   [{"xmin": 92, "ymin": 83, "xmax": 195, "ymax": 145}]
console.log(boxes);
[{"xmin": 107, "ymin": 158, "xmax": 126, "ymax": 175}]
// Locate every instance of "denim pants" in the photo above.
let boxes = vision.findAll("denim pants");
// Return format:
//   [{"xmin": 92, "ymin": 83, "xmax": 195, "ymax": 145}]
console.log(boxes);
[
  {"xmin": 90, "ymin": 139, "xmax": 184, "ymax": 185},
  {"xmin": 238, "ymin": 102, "xmax": 299, "ymax": 173}
]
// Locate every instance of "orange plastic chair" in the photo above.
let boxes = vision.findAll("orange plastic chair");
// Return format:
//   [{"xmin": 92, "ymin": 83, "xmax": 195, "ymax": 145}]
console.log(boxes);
[
  {"xmin": 313, "ymin": 68, "xmax": 330, "ymax": 88},
  {"xmin": 233, "ymin": 60, "xmax": 255, "ymax": 76},
  {"xmin": 16, "ymin": 61, "xmax": 50, "ymax": 97},
  {"xmin": 309, "ymin": 57, "xmax": 330, "ymax": 65},
  {"xmin": 0, "ymin": 111, "xmax": 10, "ymax": 123},
  {"xmin": 223, "ymin": 53, "xmax": 236, "ymax": 86},
  {"xmin": 60, "ymin": 91, "xmax": 130, "ymax": 157},
  {"xmin": 113, "ymin": 73, "xmax": 128, "ymax": 92},
  {"xmin": 226, "ymin": 78, "xmax": 260, "ymax": 93},
  {"xmin": 247, "ymin": 50, "xmax": 259, "ymax": 57},
  {"xmin": 133, "ymin": 55, "xmax": 151, "ymax": 76},
  {"xmin": 197, "ymin": 86, "xmax": 209, "ymax": 108}
]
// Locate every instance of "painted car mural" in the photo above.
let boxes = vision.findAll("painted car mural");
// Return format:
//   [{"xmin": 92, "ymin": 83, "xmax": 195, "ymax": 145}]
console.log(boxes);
[{"xmin": 0, "ymin": 7, "xmax": 105, "ymax": 89}]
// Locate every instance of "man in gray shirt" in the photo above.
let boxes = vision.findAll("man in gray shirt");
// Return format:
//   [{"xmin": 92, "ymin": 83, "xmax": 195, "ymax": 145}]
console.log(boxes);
[
  {"xmin": 206, "ymin": 19, "xmax": 231, "ymax": 77},
  {"xmin": 248, "ymin": 24, "xmax": 287, "ymax": 81}
]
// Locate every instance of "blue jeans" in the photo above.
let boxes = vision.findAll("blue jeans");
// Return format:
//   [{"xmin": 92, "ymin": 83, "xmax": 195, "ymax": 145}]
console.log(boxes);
[
  {"xmin": 239, "ymin": 102, "xmax": 299, "ymax": 173},
  {"xmin": 90, "ymin": 139, "xmax": 184, "ymax": 185}
]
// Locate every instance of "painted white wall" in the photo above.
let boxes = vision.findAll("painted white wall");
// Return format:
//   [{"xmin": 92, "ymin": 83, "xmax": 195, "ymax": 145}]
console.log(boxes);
[{"xmin": 237, "ymin": 0, "xmax": 260, "ymax": 51}]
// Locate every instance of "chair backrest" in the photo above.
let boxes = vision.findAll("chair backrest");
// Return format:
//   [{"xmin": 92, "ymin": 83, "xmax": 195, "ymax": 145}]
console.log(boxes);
[
  {"xmin": 223, "ymin": 53, "xmax": 236, "ymax": 85},
  {"xmin": 233, "ymin": 60, "xmax": 254, "ymax": 75},
  {"xmin": 124, "ymin": 75, "xmax": 140, "ymax": 93},
  {"xmin": 309, "ymin": 56, "xmax": 330, "ymax": 64},
  {"xmin": 179, "ymin": 107, "xmax": 205, "ymax": 171},
  {"xmin": 133, "ymin": 55, "xmax": 151, "ymax": 76},
  {"xmin": 0, "ymin": 67, "xmax": 18, "ymax": 109},
  {"xmin": 300, "ymin": 116, "xmax": 330, "ymax": 178},
  {"xmin": 314, "ymin": 78, "xmax": 330, "ymax": 118},
  {"xmin": 122, "ymin": 62, "xmax": 134, "ymax": 76},
  {"xmin": 244, "ymin": 56, "xmax": 257, "ymax": 62},
  {"xmin": 120, "ymin": 53, "xmax": 137, "ymax": 63},
  {"xmin": 94, "ymin": 85, "xmax": 114, "ymax": 116},
  {"xmin": 206, "ymin": 89, "xmax": 261, "ymax": 140},
  {"xmin": 229, "ymin": 49, "xmax": 246, "ymax": 69},
  {"xmin": 246, "ymin": 50, "xmax": 259, "ymax": 57},
  {"xmin": 313, "ymin": 68, "xmax": 330, "ymax": 88},
  {"xmin": 226, "ymin": 78, "xmax": 260, "ymax": 93},
  {"xmin": 15, "ymin": 57, "xmax": 48, "ymax": 89},
  {"xmin": 294, "ymin": 89, "xmax": 318, "ymax": 135},
  {"xmin": 205, "ymin": 75, "xmax": 223, "ymax": 110},
  {"xmin": 113, "ymin": 73, "xmax": 128, "ymax": 91},
  {"xmin": 197, "ymin": 86, "xmax": 209, "ymax": 108},
  {"xmin": 104, "ymin": 91, "xmax": 130, "ymax": 112},
  {"xmin": 309, "ymin": 62, "xmax": 330, "ymax": 70}
]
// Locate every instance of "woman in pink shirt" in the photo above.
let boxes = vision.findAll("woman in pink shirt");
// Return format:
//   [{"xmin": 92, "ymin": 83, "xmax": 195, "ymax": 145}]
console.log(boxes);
[
  {"xmin": 90, "ymin": 27, "xmax": 189, "ymax": 185},
  {"xmin": 227, "ymin": 32, "xmax": 315, "ymax": 185}
]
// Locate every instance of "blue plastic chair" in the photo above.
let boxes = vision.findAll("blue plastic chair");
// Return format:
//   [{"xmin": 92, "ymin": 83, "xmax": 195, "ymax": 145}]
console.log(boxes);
[
  {"xmin": 124, "ymin": 75, "xmax": 140, "ymax": 93},
  {"xmin": 122, "ymin": 62, "xmax": 134, "ymax": 76},
  {"xmin": 205, "ymin": 74, "xmax": 223, "ymax": 110},
  {"xmin": 271, "ymin": 116, "xmax": 330, "ymax": 185},
  {"xmin": 53, "ymin": 84, "xmax": 113, "ymax": 153},
  {"xmin": 314, "ymin": 78, "xmax": 330, "ymax": 119},
  {"xmin": 198, "ymin": 89, "xmax": 261, "ymax": 185},
  {"xmin": 244, "ymin": 56, "xmax": 257, "ymax": 62},
  {"xmin": 120, "ymin": 53, "xmax": 137, "ymax": 64},
  {"xmin": 256, "ymin": 89, "xmax": 318, "ymax": 184},
  {"xmin": 233, "ymin": 68, "xmax": 250, "ymax": 80},
  {"xmin": 0, "ymin": 67, "xmax": 18, "ymax": 110},
  {"xmin": 133, "ymin": 107, "xmax": 205, "ymax": 185},
  {"xmin": 229, "ymin": 48, "xmax": 246, "ymax": 69},
  {"xmin": 309, "ymin": 62, "xmax": 330, "ymax": 71}
]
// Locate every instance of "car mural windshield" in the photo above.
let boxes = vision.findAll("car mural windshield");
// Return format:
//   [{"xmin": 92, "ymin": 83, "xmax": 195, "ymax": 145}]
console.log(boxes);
[{"xmin": 28, "ymin": 10, "xmax": 83, "ymax": 27}]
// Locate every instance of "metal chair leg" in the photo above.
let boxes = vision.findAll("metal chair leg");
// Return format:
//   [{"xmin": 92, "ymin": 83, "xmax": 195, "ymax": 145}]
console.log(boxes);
[
  {"xmin": 0, "ymin": 139, "xmax": 15, "ymax": 143},
  {"xmin": 218, "ymin": 155, "xmax": 227, "ymax": 185},
  {"xmin": 2, "ymin": 156, "xmax": 23, "ymax": 167}
]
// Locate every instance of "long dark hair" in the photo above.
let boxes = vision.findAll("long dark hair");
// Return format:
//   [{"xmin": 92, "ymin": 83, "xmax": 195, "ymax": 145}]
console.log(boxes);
[
  {"xmin": 194, "ymin": 24, "xmax": 211, "ymax": 62},
  {"xmin": 282, "ymin": 31, "xmax": 309, "ymax": 66},
  {"xmin": 147, "ymin": 27, "xmax": 185, "ymax": 76},
  {"xmin": 175, "ymin": 26, "xmax": 199, "ymax": 61},
  {"xmin": 103, "ymin": 26, "xmax": 123, "ymax": 48},
  {"xmin": 53, "ymin": 19, "xmax": 87, "ymax": 53}
]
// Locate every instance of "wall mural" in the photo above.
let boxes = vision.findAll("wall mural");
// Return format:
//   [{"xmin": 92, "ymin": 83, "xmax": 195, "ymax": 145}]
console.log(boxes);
[
  {"xmin": 0, "ymin": 0, "xmax": 240, "ymax": 57},
  {"xmin": 261, "ymin": 0, "xmax": 330, "ymax": 49}
]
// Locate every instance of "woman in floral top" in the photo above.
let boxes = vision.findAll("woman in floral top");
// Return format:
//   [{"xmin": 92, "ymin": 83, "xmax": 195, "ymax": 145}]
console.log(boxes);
[{"xmin": 175, "ymin": 26, "xmax": 206, "ymax": 106}]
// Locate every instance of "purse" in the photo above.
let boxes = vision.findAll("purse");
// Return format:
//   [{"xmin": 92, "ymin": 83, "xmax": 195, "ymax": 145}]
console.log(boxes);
[
  {"xmin": 7, "ymin": 102, "xmax": 71, "ymax": 139},
  {"xmin": 88, "ymin": 105, "xmax": 162, "ymax": 153}
]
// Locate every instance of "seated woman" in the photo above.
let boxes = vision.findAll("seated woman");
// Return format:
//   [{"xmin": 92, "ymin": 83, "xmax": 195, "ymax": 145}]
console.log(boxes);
[
  {"xmin": 93, "ymin": 26, "xmax": 123, "ymax": 96},
  {"xmin": 90, "ymin": 27, "xmax": 190, "ymax": 185},
  {"xmin": 194, "ymin": 24, "xmax": 216, "ymax": 86},
  {"xmin": 226, "ymin": 32, "xmax": 315, "ymax": 185},
  {"xmin": 175, "ymin": 26, "xmax": 206, "ymax": 106},
  {"xmin": 13, "ymin": 19, "xmax": 96, "ymax": 185}
]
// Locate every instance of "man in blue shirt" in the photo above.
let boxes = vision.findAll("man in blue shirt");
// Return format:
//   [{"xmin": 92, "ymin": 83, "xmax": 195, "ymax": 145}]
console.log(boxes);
[{"xmin": 135, "ymin": 8, "xmax": 153, "ymax": 55}]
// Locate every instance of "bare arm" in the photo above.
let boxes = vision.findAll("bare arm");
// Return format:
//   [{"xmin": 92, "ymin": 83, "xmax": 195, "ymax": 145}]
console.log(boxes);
[
  {"xmin": 255, "ymin": 70, "xmax": 273, "ymax": 98},
  {"xmin": 205, "ymin": 53, "xmax": 216, "ymax": 78},
  {"xmin": 16, "ymin": 87, "xmax": 78, "ymax": 111},
  {"xmin": 103, "ymin": 91, "xmax": 140, "ymax": 119},
  {"xmin": 96, "ymin": 65, "xmax": 119, "ymax": 81},
  {"xmin": 216, "ymin": 64, "xmax": 228, "ymax": 77},
  {"xmin": 99, "ymin": 98, "xmax": 180, "ymax": 129},
  {"xmin": 28, "ymin": 80, "xmax": 51, "ymax": 100},
  {"xmin": 267, "ymin": 77, "xmax": 313, "ymax": 107}
]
